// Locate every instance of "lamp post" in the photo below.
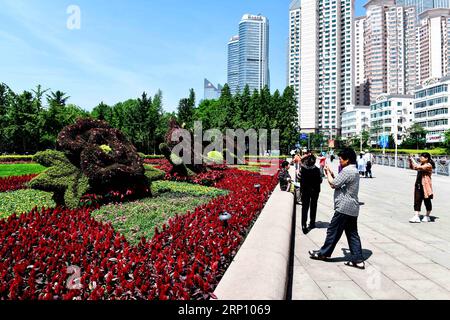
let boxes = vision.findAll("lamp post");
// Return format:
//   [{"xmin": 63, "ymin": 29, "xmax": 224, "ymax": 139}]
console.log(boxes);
[{"xmin": 219, "ymin": 211, "xmax": 232, "ymax": 228}]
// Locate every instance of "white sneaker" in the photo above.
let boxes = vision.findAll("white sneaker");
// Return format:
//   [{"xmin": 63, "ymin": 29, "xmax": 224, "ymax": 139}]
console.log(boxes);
[
  {"xmin": 409, "ymin": 215, "xmax": 421, "ymax": 223},
  {"xmin": 421, "ymin": 216, "xmax": 431, "ymax": 223}
]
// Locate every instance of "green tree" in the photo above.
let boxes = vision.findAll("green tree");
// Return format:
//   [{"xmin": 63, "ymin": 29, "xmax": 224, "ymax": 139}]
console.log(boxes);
[
  {"xmin": 443, "ymin": 129, "xmax": 450, "ymax": 153},
  {"xmin": 177, "ymin": 89, "xmax": 196, "ymax": 129},
  {"xmin": 402, "ymin": 123, "xmax": 427, "ymax": 150},
  {"xmin": 277, "ymin": 86, "xmax": 298, "ymax": 154},
  {"xmin": 4, "ymin": 91, "xmax": 40, "ymax": 153},
  {"xmin": 91, "ymin": 102, "xmax": 112, "ymax": 121}
]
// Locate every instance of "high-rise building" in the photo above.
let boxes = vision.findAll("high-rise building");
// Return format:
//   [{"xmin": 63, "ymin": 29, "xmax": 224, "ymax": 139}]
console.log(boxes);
[
  {"xmin": 227, "ymin": 36, "xmax": 240, "ymax": 95},
  {"xmin": 417, "ymin": 8, "xmax": 450, "ymax": 83},
  {"xmin": 288, "ymin": 0, "xmax": 301, "ymax": 120},
  {"xmin": 354, "ymin": 16, "xmax": 370, "ymax": 105},
  {"xmin": 204, "ymin": 79, "xmax": 222, "ymax": 100},
  {"xmin": 396, "ymin": 0, "xmax": 450, "ymax": 16},
  {"xmin": 238, "ymin": 14, "xmax": 270, "ymax": 93},
  {"xmin": 364, "ymin": 0, "xmax": 396, "ymax": 103},
  {"xmin": 298, "ymin": 0, "xmax": 354, "ymax": 137},
  {"xmin": 386, "ymin": 5, "xmax": 417, "ymax": 95}
]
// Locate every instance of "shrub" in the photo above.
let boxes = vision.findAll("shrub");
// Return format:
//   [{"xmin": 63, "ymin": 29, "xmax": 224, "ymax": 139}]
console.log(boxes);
[
  {"xmin": 144, "ymin": 166, "xmax": 165, "ymax": 182},
  {"xmin": 0, "ymin": 155, "xmax": 34, "ymax": 163},
  {"xmin": 29, "ymin": 150, "xmax": 90, "ymax": 208},
  {"xmin": 0, "ymin": 189, "xmax": 55, "ymax": 219}
]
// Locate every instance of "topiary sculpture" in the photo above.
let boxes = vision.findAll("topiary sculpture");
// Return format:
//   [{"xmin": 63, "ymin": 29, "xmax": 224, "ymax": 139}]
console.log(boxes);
[{"xmin": 30, "ymin": 118, "xmax": 150, "ymax": 208}]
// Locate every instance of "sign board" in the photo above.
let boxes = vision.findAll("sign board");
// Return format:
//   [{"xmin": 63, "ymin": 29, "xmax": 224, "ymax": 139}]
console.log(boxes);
[
  {"xmin": 300, "ymin": 133, "xmax": 308, "ymax": 141},
  {"xmin": 378, "ymin": 135, "xmax": 389, "ymax": 148},
  {"xmin": 426, "ymin": 133, "xmax": 444, "ymax": 143}
]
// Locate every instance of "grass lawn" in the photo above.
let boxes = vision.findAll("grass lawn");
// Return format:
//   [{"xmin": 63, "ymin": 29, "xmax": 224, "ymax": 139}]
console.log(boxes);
[
  {"xmin": 0, "ymin": 189, "xmax": 55, "ymax": 219},
  {"xmin": 229, "ymin": 165, "xmax": 261, "ymax": 173},
  {"xmin": 92, "ymin": 181, "xmax": 228, "ymax": 244},
  {"xmin": 0, "ymin": 163, "xmax": 47, "ymax": 177}
]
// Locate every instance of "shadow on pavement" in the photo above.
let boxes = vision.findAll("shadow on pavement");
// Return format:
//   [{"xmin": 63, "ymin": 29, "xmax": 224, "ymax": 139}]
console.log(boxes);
[
  {"xmin": 314, "ymin": 221, "xmax": 330, "ymax": 229},
  {"xmin": 326, "ymin": 248, "xmax": 373, "ymax": 263}
]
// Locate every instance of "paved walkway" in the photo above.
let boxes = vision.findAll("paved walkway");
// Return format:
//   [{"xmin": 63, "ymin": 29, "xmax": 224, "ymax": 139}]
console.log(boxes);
[{"xmin": 292, "ymin": 162, "xmax": 450, "ymax": 300}]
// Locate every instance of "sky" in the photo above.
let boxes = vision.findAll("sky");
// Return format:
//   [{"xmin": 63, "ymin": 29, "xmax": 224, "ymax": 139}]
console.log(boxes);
[{"xmin": 0, "ymin": 0, "xmax": 367, "ymax": 112}]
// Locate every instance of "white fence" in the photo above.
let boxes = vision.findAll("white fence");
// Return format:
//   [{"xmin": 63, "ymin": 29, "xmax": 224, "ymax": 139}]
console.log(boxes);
[{"xmin": 374, "ymin": 154, "xmax": 450, "ymax": 176}]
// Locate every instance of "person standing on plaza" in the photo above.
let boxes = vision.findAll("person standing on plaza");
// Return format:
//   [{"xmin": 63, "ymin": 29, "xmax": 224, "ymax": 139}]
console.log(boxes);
[
  {"xmin": 279, "ymin": 161, "xmax": 292, "ymax": 192},
  {"xmin": 300, "ymin": 155, "xmax": 322, "ymax": 233},
  {"xmin": 364, "ymin": 150, "xmax": 374, "ymax": 178},
  {"xmin": 309, "ymin": 148, "xmax": 365, "ymax": 269},
  {"xmin": 357, "ymin": 153, "xmax": 366, "ymax": 177},
  {"xmin": 318, "ymin": 152, "xmax": 327, "ymax": 177},
  {"xmin": 408, "ymin": 153, "xmax": 435, "ymax": 223},
  {"xmin": 293, "ymin": 152, "xmax": 301, "ymax": 177}
]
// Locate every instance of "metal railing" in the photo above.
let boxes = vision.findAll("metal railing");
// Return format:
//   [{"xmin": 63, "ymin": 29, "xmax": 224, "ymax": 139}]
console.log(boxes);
[{"xmin": 373, "ymin": 154, "xmax": 450, "ymax": 176}]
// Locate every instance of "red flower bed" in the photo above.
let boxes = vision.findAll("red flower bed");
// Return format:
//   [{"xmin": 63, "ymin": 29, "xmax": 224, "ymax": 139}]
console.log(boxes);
[
  {"xmin": 0, "ymin": 168, "xmax": 280, "ymax": 300},
  {"xmin": 0, "ymin": 175, "xmax": 37, "ymax": 192},
  {"xmin": 143, "ymin": 159, "xmax": 169, "ymax": 166}
]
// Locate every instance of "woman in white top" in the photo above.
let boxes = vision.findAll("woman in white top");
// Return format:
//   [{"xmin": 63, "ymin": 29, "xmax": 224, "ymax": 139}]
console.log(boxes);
[{"xmin": 357, "ymin": 153, "xmax": 366, "ymax": 177}]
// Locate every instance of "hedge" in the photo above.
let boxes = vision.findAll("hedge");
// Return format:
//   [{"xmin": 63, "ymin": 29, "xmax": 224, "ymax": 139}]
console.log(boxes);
[{"xmin": 0, "ymin": 155, "xmax": 34, "ymax": 163}]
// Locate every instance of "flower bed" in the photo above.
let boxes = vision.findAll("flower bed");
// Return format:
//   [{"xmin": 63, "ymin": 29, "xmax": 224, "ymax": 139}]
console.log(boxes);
[
  {"xmin": 0, "ymin": 175, "xmax": 37, "ymax": 192},
  {"xmin": 0, "ymin": 168, "xmax": 279, "ymax": 300}
]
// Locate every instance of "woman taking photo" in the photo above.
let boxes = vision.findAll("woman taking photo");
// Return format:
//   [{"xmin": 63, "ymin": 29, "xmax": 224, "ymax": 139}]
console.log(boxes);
[{"xmin": 409, "ymin": 153, "xmax": 435, "ymax": 223}]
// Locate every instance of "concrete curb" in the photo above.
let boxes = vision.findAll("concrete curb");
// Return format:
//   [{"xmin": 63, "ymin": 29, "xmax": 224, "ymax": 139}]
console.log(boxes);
[{"xmin": 213, "ymin": 181, "xmax": 295, "ymax": 300}]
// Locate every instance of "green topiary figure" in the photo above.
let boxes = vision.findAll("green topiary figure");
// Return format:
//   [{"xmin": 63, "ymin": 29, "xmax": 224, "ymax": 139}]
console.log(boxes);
[
  {"xmin": 144, "ymin": 166, "xmax": 166, "ymax": 182},
  {"xmin": 30, "ymin": 118, "xmax": 152, "ymax": 208},
  {"xmin": 29, "ymin": 150, "xmax": 90, "ymax": 208}
]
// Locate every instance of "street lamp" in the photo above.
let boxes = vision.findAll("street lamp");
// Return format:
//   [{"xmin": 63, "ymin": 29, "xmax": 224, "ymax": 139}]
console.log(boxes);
[{"xmin": 219, "ymin": 211, "xmax": 232, "ymax": 228}]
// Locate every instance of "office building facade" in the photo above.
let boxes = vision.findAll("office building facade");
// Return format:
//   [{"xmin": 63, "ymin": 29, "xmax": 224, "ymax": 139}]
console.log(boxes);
[
  {"xmin": 227, "ymin": 36, "xmax": 240, "ymax": 95},
  {"xmin": 238, "ymin": 14, "xmax": 270, "ymax": 93},
  {"xmin": 288, "ymin": 0, "xmax": 301, "ymax": 121},
  {"xmin": 341, "ymin": 105, "xmax": 371, "ymax": 139},
  {"xmin": 204, "ymin": 79, "xmax": 222, "ymax": 100},
  {"xmin": 386, "ymin": 5, "xmax": 417, "ymax": 95},
  {"xmin": 396, "ymin": 0, "xmax": 450, "ymax": 15},
  {"xmin": 414, "ymin": 76, "xmax": 450, "ymax": 143},
  {"xmin": 417, "ymin": 8, "xmax": 450, "ymax": 83},
  {"xmin": 370, "ymin": 94, "xmax": 415, "ymax": 145},
  {"xmin": 298, "ymin": 0, "xmax": 354, "ymax": 137},
  {"xmin": 355, "ymin": 16, "xmax": 370, "ymax": 105}
]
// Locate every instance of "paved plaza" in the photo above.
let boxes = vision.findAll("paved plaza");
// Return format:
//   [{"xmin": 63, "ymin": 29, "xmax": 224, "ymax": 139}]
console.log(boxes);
[{"xmin": 292, "ymin": 162, "xmax": 450, "ymax": 300}]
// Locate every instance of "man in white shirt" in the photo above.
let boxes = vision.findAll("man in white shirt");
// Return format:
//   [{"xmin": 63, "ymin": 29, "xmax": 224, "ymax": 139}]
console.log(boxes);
[{"xmin": 363, "ymin": 150, "xmax": 373, "ymax": 178}]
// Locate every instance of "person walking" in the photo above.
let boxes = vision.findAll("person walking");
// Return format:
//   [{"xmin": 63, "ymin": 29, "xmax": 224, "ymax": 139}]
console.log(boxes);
[
  {"xmin": 300, "ymin": 155, "xmax": 322, "ymax": 234},
  {"xmin": 357, "ymin": 153, "xmax": 366, "ymax": 177},
  {"xmin": 364, "ymin": 150, "xmax": 373, "ymax": 178},
  {"xmin": 408, "ymin": 153, "xmax": 435, "ymax": 223},
  {"xmin": 309, "ymin": 148, "xmax": 365, "ymax": 269}
]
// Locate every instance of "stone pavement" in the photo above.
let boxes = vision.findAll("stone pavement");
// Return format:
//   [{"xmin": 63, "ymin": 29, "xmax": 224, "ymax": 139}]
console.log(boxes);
[{"xmin": 292, "ymin": 162, "xmax": 450, "ymax": 300}]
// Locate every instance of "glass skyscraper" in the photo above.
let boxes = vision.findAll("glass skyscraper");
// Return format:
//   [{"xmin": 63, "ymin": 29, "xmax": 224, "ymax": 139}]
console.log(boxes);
[
  {"xmin": 238, "ymin": 14, "xmax": 270, "ymax": 93},
  {"xmin": 227, "ymin": 36, "xmax": 240, "ymax": 94},
  {"xmin": 204, "ymin": 79, "xmax": 222, "ymax": 100}
]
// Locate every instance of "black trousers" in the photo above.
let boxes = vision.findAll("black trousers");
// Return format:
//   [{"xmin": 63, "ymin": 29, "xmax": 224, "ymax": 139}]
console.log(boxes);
[
  {"xmin": 301, "ymin": 190, "xmax": 319, "ymax": 228},
  {"xmin": 319, "ymin": 211, "xmax": 364, "ymax": 263},
  {"xmin": 414, "ymin": 184, "xmax": 432, "ymax": 212},
  {"xmin": 365, "ymin": 162, "xmax": 372, "ymax": 178}
]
